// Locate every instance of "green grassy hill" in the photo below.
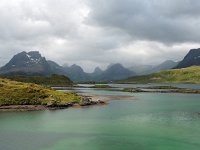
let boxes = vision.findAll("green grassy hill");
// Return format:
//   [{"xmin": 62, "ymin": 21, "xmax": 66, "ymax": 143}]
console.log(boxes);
[
  {"xmin": 0, "ymin": 78, "xmax": 80, "ymax": 106},
  {"xmin": 118, "ymin": 66, "xmax": 200, "ymax": 84}
]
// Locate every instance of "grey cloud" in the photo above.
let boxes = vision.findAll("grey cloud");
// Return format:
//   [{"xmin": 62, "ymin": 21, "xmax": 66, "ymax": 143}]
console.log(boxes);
[
  {"xmin": 0, "ymin": 0, "xmax": 200, "ymax": 72},
  {"xmin": 86, "ymin": 0, "xmax": 200, "ymax": 44}
]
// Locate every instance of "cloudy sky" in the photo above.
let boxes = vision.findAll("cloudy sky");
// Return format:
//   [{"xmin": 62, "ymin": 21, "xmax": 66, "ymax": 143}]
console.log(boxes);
[{"xmin": 0, "ymin": 0, "xmax": 200, "ymax": 72}]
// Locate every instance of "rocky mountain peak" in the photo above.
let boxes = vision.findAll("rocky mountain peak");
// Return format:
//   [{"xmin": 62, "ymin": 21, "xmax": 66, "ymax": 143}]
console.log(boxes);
[
  {"xmin": 176, "ymin": 48, "xmax": 200, "ymax": 68},
  {"xmin": 0, "ymin": 51, "xmax": 50, "ymax": 75}
]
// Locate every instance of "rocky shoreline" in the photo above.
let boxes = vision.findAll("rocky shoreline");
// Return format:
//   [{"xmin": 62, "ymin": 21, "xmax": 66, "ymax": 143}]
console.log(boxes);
[
  {"xmin": 123, "ymin": 87, "xmax": 200, "ymax": 94},
  {"xmin": 0, "ymin": 96, "xmax": 107, "ymax": 112}
]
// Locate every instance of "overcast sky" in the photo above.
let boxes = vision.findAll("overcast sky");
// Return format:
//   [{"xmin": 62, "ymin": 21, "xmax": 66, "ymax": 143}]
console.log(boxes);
[{"xmin": 0, "ymin": 0, "xmax": 200, "ymax": 72}]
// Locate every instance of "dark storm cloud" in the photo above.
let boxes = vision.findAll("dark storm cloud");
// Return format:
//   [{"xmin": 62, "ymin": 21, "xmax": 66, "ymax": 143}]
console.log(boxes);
[{"xmin": 86, "ymin": 0, "xmax": 200, "ymax": 44}]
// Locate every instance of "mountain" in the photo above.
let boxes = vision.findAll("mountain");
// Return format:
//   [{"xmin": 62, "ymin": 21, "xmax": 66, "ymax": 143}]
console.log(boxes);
[
  {"xmin": 89, "ymin": 67, "xmax": 103, "ymax": 81},
  {"xmin": 176, "ymin": 48, "xmax": 200, "ymax": 68},
  {"xmin": 0, "ymin": 51, "xmax": 51, "ymax": 75},
  {"xmin": 118, "ymin": 66, "xmax": 200, "ymax": 84},
  {"xmin": 98, "ymin": 63, "xmax": 135, "ymax": 81},
  {"xmin": 1, "ymin": 51, "xmax": 179, "ymax": 82},
  {"xmin": 93, "ymin": 67, "xmax": 103, "ymax": 76},
  {"xmin": 63, "ymin": 64, "xmax": 90, "ymax": 82},
  {"xmin": 63, "ymin": 64, "xmax": 135, "ymax": 82},
  {"xmin": 129, "ymin": 60, "xmax": 178, "ymax": 75}
]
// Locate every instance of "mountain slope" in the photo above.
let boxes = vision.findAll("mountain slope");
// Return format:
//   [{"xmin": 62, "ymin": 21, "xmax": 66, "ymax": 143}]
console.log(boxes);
[
  {"xmin": 130, "ymin": 60, "xmax": 178, "ymax": 75},
  {"xmin": 150, "ymin": 60, "xmax": 179, "ymax": 73},
  {"xmin": 176, "ymin": 48, "xmax": 200, "ymax": 68},
  {"xmin": 47, "ymin": 60, "xmax": 67, "ymax": 75},
  {"xmin": 118, "ymin": 66, "xmax": 200, "ymax": 84}
]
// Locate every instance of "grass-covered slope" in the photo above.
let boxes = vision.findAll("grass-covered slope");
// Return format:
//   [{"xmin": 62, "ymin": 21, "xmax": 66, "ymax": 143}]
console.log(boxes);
[
  {"xmin": 1, "ymin": 74, "xmax": 72, "ymax": 86},
  {"xmin": 118, "ymin": 66, "xmax": 200, "ymax": 84},
  {"xmin": 0, "ymin": 78, "xmax": 80, "ymax": 106}
]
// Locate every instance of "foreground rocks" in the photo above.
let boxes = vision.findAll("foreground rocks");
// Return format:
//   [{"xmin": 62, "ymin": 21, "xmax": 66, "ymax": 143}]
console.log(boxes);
[
  {"xmin": 79, "ymin": 96, "xmax": 106, "ymax": 106},
  {"xmin": 0, "ymin": 96, "xmax": 106, "ymax": 112}
]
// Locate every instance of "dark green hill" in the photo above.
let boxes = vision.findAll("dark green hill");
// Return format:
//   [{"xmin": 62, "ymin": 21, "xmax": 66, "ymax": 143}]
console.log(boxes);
[
  {"xmin": 1, "ymin": 74, "xmax": 72, "ymax": 86},
  {"xmin": 0, "ymin": 78, "xmax": 80, "ymax": 106}
]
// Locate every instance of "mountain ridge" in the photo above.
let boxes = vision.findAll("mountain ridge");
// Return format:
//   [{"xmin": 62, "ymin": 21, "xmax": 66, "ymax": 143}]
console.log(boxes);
[
  {"xmin": 2, "ymin": 48, "xmax": 199, "ymax": 82},
  {"xmin": 0, "ymin": 51, "xmax": 138, "ymax": 82},
  {"xmin": 0, "ymin": 51, "xmax": 51, "ymax": 75}
]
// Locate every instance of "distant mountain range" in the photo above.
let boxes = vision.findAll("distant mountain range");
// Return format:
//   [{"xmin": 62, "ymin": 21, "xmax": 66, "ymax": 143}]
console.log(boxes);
[
  {"xmin": 0, "ymin": 51, "xmax": 135, "ymax": 82},
  {"xmin": 0, "ymin": 48, "xmax": 200, "ymax": 82}
]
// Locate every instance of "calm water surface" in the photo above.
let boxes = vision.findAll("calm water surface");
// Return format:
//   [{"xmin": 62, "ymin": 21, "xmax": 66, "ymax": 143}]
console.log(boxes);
[
  {"xmin": 108, "ymin": 83, "xmax": 200, "ymax": 89},
  {"xmin": 1, "ymin": 87, "xmax": 200, "ymax": 150}
]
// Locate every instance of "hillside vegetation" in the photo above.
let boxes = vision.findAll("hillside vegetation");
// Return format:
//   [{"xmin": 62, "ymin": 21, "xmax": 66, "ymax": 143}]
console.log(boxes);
[
  {"xmin": 118, "ymin": 66, "xmax": 200, "ymax": 84},
  {"xmin": 0, "ymin": 78, "xmax": 80, "ymax": 106},
  {"xmin": 1, "ymin": 74, "xmax": 72, "ymax": 86}
]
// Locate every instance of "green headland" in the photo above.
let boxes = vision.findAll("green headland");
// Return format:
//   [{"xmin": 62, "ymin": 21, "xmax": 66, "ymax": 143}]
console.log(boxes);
[{"xmin": 0, "ymin": 78, "xmax": 80, "ymax": 108}]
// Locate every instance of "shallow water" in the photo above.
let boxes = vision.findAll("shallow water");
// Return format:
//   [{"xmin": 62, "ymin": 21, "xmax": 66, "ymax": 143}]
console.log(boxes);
[{"xmin": 1, "ymin": 88, "xmax": 200, "ymax": 150}]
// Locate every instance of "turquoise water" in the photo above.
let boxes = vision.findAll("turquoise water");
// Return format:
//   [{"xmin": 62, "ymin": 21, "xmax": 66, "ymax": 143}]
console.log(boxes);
[{"xmin": 1, "ymin": 89, "xmax": 200, "ymax": 150}]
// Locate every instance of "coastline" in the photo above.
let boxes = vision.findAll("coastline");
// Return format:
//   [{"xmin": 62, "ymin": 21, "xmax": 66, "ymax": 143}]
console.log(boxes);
[
  {"xmin": 122, "ymin": 87, "xmax": 200, "ymax": 94},
  {"xmin": 0, "ymin": 95, "xmax": 107, "ymax": 112},
  {"xmin": 1, "ymin": 85, "xmax": 200, "ymax": 112}
]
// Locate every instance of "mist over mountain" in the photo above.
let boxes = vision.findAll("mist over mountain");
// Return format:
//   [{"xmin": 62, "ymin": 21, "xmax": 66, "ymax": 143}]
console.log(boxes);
[
  {"xmin": 129, "ymin": 65, "xmax": 154, "ymax": 75},
  {"xmin": 93, "ymin": 67, "xmax": 103, "ymax": 76},
  {"xmin": 63, "ymin": 64, "xmax": 91, "ymax": 82},
  {"xmin": 97, "ymin": 64, "xmax": 135, "ymax": 81},
  {"xmin": 147, "ymin": 60, "xmax": 179, "ymax": 75},
  {"xmin": 129, "ymin": 60, "xmax": 178, "ymax": 75}
]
